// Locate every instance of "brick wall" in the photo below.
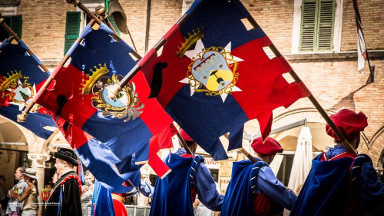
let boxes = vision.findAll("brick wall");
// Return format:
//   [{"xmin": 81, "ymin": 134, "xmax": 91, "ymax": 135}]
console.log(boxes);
[{"xmin": 11, "ymin": 0, "xmax": 384, "ymax": 165}]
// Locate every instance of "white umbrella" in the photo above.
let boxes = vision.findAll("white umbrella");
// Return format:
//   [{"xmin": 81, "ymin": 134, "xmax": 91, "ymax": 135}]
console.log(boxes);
[{"xmin": 288, "ymin": 126, "xmax": 312, "ymax": 194}]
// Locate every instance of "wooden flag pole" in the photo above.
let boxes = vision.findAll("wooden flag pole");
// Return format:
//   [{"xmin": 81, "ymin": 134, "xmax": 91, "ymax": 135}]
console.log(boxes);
[
  {"xmin": 17, "ymin": 1, "xmax": 141, "ymax": 122},
  {"xmin": 223, "ymin": 134, "xmax": 256, "ymax": 163},
  {"xmin": 240, "ymin": 148, "xmax": 257, "ymax": 163},
  {"xmin": 108, "ymin": 13, "xmax": 191, "ymax": 100},
  {"xmin": 67, "ymin": 0, "xmax": 141, "ymax": 60},
  {"xmin": 247, "ymin": 16, "xmax": 356, "ymax": 154},
  {"xmin": 0, "ymin": 14, "xmax": 57, "ymax": 122},
  {"xmin": 0, "ymin": 16, "xmax": 49, "ymax": 73},
  {"xmin": 175, "ymin": 132, "xmax": 194, "ymax": 156},
  {"xmin": 16, "ymin": 19, "xmax": 96, "ymax": 122}
]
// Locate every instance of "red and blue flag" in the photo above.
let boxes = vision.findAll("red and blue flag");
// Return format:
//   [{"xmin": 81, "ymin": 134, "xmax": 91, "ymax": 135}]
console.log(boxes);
[
  {"xmin": 139, "ymin": 0, "xmax": 310, "ymax": 160},
  {"xmin": 52, "ymin": 114, "xmax": 140, "ymax": 193},
  {"xmin": 0, "ymin": 39, "xmax": 56, "ymax": 139},
  {"xmin": 34, "ymin": 23, "xmax": 174, "ymax": 176}
]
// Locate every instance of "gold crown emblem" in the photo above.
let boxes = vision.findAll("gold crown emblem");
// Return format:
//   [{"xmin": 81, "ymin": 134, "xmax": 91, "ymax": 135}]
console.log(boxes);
[
  {"xmin": 40, "ymin": 187, "xmax": 51, "ymax": 192},
  {"xmin": 177, "ymin": 28, "xmax": 204, "ymax": 58},
  {"xmin": 0, "ymin": 70, "xmax": 23, "ymax": 93},
  {"xmin": 82, "ymin": 63, "xmax": 109, "ymax": 94}
]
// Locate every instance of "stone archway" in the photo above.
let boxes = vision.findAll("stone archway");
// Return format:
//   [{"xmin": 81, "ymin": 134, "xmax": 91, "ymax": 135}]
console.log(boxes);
[
  {"xmin": 268, "ymin": 107, "xmax": 337, "ymax": 152},
  {"xmin": 371, "ymin": 128, "xmax": 384, "ymax": 167}
]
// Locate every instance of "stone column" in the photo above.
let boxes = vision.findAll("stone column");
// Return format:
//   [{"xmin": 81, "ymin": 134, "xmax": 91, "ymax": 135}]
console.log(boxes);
[{"xmin": 28, "ymin": 153, "xmax": 51, "ymax": 216}]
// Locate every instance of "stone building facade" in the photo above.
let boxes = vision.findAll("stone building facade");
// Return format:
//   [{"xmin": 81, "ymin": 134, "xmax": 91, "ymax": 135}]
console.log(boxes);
[{"xmin": 0, "ymin": 0, "xmax": 383, "ymax": 207}]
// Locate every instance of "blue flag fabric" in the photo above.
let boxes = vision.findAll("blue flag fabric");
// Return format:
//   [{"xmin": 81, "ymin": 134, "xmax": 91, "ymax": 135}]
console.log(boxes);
[
  {"xmin": 0, "ymin": 39, "xmax": 56, "ymax": 138},
  {"xmin": 35, "ymin": 22, "xmax": 173, "ymax": 169},
  {"xmin": 140, "ymin": 0, "xmax": 310, "ymax": 160},
  {"xmin": 91, "ymin": 180, "xmax": 116, "ymax": 216},
  {"xmin": 53, "ymin": 114, "xmax": 141, "ymax": 193}
]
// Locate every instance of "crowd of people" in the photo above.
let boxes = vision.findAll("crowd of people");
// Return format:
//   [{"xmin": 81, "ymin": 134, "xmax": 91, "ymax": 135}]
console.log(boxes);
[{"xmin": 1, "ymin": 108, "xmax": 384, "ymax": 216}]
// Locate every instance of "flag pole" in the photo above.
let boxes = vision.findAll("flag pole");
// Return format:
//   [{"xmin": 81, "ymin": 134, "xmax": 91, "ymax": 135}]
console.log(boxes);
[
  {"xmin": 174, "ymin": 132, "xmax": 194, "ymax": 156},
  {"xmin": 17, "ymin": 1, "xmax": 141, "ymax": 122},
  {"xmin": 223, "ymin": 134, "xmax": 256, "ymax": 163},
  {"xmin": 0, "ymin": 15, "xmax": 49, "ymax": 73},
  {"xmin": 352, "ymin": 0, "xmax": 375, "ymax": 84},
  {"xmin": 16, "ymin": 19, "xmax": 96, "ymax": 122},
  {"xmin": 66, "ymin": 0, "xmax": 141, "ymax": 60},
  {"xmin": 108, "ymin": 13, "xmax": 190, "ymax": 100},
  {"xmin": 247, "ymin": 16, "xmax": 356, "ymax": 154},
  {"xmin": 0, "ymin": 14, "xmax": 56, "ymax": 122}
]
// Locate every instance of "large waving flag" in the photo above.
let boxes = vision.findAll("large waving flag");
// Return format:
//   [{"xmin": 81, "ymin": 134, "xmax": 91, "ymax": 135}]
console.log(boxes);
[
  {"xmin": 34, "ymin": 22, "xmax": 173, "ymax": 175},
  {"xmin": 0, "ymin": 39, "xmax": 56, "ymax": 138},
  {"xmin": 139, "ymin": 0, "xmax": 310, "ymax": 160},
  {"xmin": 52, "ymin": 114, "xmax": 141, "ymax": 193}
]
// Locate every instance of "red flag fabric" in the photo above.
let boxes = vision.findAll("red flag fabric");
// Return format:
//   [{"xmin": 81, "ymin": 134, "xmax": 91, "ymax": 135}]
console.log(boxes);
[
  {"xmin": 148, "ymin": 124, "xmax": 178, "ymax": 178},
  {"xmin": 33, "ymin": 23, "xmax": 173, "ymax": 178},
  {"xmin": 139, "ymin": 0, "xmax": 310, "ymax": 160}
]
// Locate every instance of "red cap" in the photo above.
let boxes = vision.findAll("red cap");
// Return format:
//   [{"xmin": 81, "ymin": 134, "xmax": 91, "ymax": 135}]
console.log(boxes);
[
  {"xmin": 179, "ymin": 129, "xmax": 193, "ymax": 142},
  {"xmin": 326, "ymin": 109, "xmax": 368, "ymax": 141},
  {"xmin": 251, "ymin": 137, "xmax": 283, "ymax": 156}
]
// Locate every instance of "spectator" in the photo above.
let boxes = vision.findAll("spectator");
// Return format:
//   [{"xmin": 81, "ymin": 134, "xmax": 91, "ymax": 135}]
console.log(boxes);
[
  {"xmin": 17, "ymin": 169, "xmax": 38, "ymax": 216},
  {"xmin": 6, "ymin": 167, "xmax": 27, "ymax": 216},
  {"xmin": 81, "ymin": 171, "xmax": 95, "ymax": 215}
]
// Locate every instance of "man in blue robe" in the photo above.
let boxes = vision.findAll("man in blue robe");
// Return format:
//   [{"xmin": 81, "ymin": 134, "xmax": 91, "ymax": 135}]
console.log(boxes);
[
  {"xmin": 149, "ymin": 130, "xmax": 223, "ymax": 216},
  {"xmin": 290, "ymin": 109, "xmax": 384, "ymax": 216},
  {"xmin": 221, "ymin": 137, "xmax": 297, "ymax": 216}
]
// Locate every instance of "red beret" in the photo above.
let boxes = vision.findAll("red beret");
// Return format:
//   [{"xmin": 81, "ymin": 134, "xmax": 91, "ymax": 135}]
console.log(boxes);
[
  {"xmin": 326, "ymin": 109, "xmax": 368, "ymax": 141},
  {"xmin": 179, "ymin": 129, "xmax": 194, "ymax": 142},
  {"xmin": 251, "ymin": 137, "xmax": 283, "ymax": 156}
]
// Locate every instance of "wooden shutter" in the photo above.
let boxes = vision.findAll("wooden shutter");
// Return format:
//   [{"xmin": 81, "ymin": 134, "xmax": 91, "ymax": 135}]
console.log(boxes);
[
  {"xmin": 300, "ymin": 0, "xmax": 335, "ymax": 52},
  {"xmin": 10, "ymin": 15, "xmax": 22, "ymax": 38},
  {"xmin": 317, "ymin": 0, "xmax": 335, "ymax": 50},
  {"xmin": 64, "ymin": 12, "xmax": 81, "ymax": 55}
]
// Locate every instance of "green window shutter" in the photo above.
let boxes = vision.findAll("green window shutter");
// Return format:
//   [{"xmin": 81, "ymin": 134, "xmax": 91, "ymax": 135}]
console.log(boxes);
[
  {"xmin": 300, "ymin": 0, "xmax": 335, "ymax": 52},
  {"xmin": 64, "ymin": 12, "xmax": 81, "ymax": 55},
  {"xmin": 300, "ymin": 0, "xmax": 317, "ymax": 51},
  {"xmin": 317, "ymin": 0, "xmax": 335, "ymax": 51},
  {"xmin": 10, "ymin": 15, "xmax": 22, "ymax": 38},
  {"xmin": 109, "ymin": 15, "xmax": 120, "ymax": 36}
]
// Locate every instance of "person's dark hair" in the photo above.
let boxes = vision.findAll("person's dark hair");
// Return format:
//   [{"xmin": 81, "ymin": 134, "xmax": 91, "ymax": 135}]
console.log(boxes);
[{"xmin": 0, "ymin": 175, "xmax": 5, "ymax": 182}]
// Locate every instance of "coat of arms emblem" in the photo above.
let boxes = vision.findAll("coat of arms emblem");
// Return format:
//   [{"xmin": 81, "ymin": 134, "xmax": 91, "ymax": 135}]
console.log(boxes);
[
  {"xmin": 179, "ymin": 30, "xmax": 243, "ymax": 102},
  {"xmin": 0, "ymin": 70, "xmax": 36, "ymax": 110},
  {"xmin": 81, "ymin": 64, "xmax": 143, "ymax": 121}
]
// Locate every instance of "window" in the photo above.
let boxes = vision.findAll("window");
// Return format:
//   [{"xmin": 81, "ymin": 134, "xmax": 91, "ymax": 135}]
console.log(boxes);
[
  {"xmin": 0, "ymin": 15, "xmax": 22, "ymax": 41},
  {"xmin": 64, "ymin": 3, "xmax": 120, "ymax": 55},
  {"xmin": 300, "ymin": 0, "xmax": 335, "ymax": 52},
  {"xmin": 64, "ymin": 11, "xmax": 81, "ymax": 55},
  {"xmin": 291, "ymin": 0, "xmax": 342, "ymax": 53}
]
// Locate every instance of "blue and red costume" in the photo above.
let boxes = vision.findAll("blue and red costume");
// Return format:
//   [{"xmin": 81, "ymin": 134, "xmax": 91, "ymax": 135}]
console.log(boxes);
[
  {"xmin": 290, "ymin": 145, "xmax": 384, "ymax": 216},
  {"xmin": 221, "ymin": 138, "xmax": 296, "ymax": 216},
  {"xmin": 150, "ymin": 148, "xmax": 223, "ymax": 216},
  {"xmin": 290, "ymin": 109, "xmax": 384, "ymax": 216}
]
